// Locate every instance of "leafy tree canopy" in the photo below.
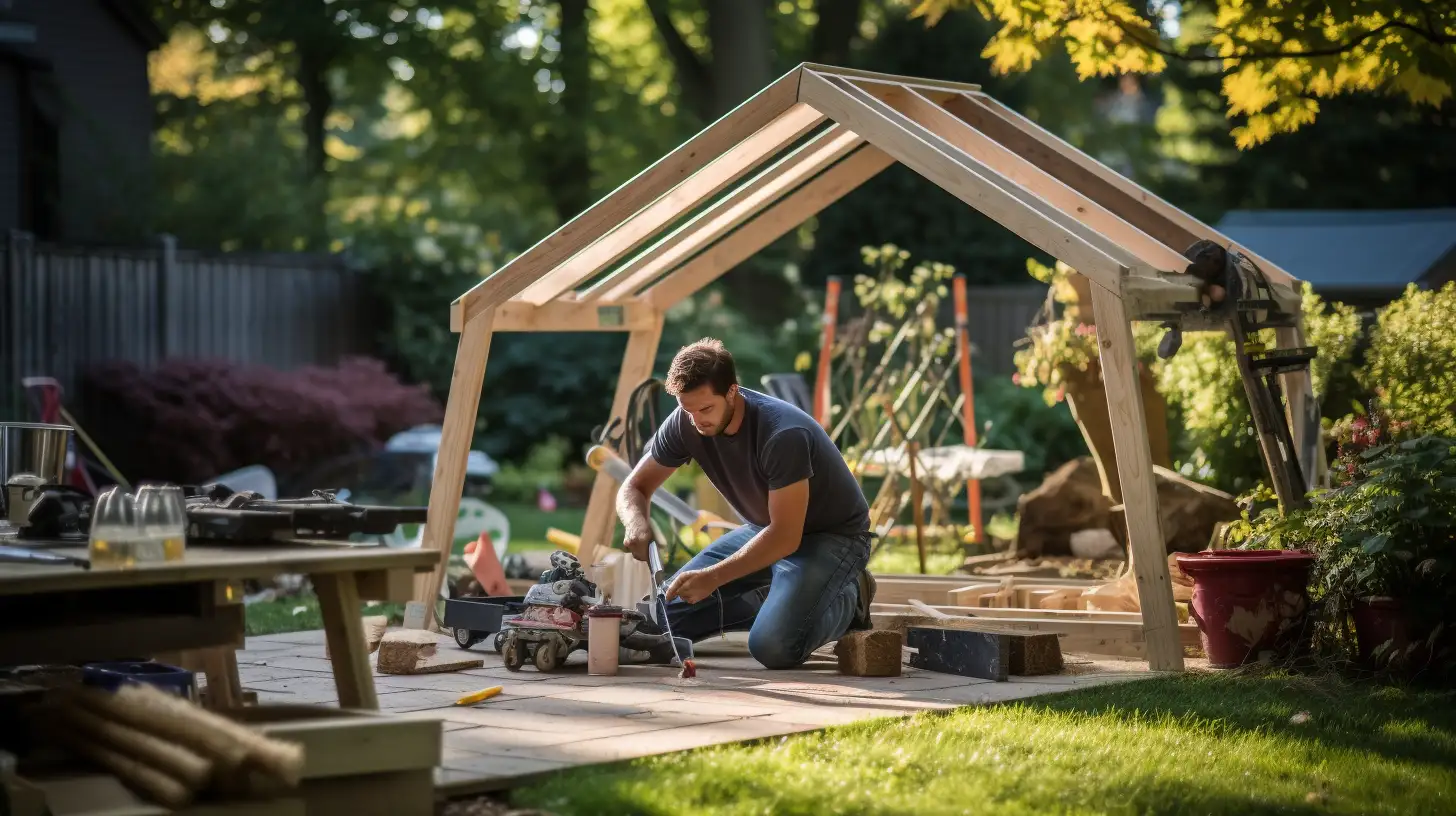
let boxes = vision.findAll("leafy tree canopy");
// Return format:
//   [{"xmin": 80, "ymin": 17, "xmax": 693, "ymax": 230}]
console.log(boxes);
[{"xmin": 904, "ymin": 0, "xmax": 1456, "ymax": 147}]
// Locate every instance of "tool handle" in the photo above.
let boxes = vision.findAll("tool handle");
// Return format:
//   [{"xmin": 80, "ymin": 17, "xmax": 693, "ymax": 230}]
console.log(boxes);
[{"xmin": 647, "ymin": 540, "xmax": 665, "ymax": 586}]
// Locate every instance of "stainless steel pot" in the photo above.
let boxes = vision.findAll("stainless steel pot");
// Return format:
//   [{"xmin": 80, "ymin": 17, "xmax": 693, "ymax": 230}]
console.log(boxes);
[{"xmin": 1, "ymin": 423, "xmax": 72, "ymax": 515}]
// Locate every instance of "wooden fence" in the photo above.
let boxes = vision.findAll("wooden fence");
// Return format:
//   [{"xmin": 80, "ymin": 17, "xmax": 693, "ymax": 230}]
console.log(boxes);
[
  {"xmin": 954, "ymin": 284, "xmax": 1048, "ymax": 376},
  {"xmin": 2, "ymin": 231, "xmax": 370, "ymax": 420}
]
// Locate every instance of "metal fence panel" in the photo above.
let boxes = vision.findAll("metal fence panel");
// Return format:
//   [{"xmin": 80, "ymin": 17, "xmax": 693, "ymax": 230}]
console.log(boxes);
[{"xmin": 2, "ymin": 232, "xmax": 366, "ymax": 420}]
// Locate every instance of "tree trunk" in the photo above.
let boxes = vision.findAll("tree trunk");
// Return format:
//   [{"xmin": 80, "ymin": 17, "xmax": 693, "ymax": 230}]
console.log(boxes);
[
  {"xmin": 809, "ymin": 0, "xmax": 864, "ymax": 65},
  {"xmin": 296, "ymin": 44, "xmax": 333, "ymax": 249},
  {"xmin": 705, "ymin": 0, "xmax": 771, "ymax": 117},
  {"xmin": 539, "ymin": 0, "xmax": 594, "ymax": 222},
  {"xmin": 644, "ymin": 0, "xmax": 712, "ymax": 121}
]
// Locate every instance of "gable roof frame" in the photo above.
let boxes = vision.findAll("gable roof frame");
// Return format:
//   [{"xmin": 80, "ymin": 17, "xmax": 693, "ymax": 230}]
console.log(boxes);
[{"xmin": 423, "ymin": 64, "xmax": 1320, "ymax": 676}]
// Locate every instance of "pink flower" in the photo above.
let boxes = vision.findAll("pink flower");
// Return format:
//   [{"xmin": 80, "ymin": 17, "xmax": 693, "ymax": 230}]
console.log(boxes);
[{"xmin": 1011, "ymin": 373, "xmax": 1022, "ymax": 385}]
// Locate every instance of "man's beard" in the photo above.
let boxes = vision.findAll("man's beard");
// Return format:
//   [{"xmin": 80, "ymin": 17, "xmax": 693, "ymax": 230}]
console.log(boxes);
[{"xmin": 696, "ymin": 392, "xmax": 736, "ymax": 436}]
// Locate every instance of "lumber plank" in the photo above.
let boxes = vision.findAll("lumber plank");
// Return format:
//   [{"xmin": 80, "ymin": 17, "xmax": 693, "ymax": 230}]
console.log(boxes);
[
  {"xmin": 879, "ymin": 86, "xmax": 1187, "ymax": 272},
  {"xmin": 589, "ymin": 127, "xmax": 862, "ymax": 301},
  {"xmin": 314, "ymin": 572, "xmax": 378, "ymax": 709},
  {"xmin": 578, "ymin": 316, "xmax": 666, "ymax": 568},
  {"xmin": 517, "ymin": 103, "xmax": 825, "ymax": 305},
  {"xmin": 804, "ymin": 62, "xmax": 983, "ymax": 94},
  {"xmin": 492, "ymin": 299, "xmax": 658, "ymax": 332},
  {"xmin": 455, "ymin": 67, "xmax": 802, "ymax": 321},
  {"xmin": 647, "ymin": 145, "xmax": 894, "ymax": 307},
  {"xmin": 414, "ymin": 311, "xmax": 495, "ymax": 611},
  {"xmin": 951, "ymin": 93, "xmax": 1297, "ymax": 287},
  {"xmin": 797, "ymin": 70, "xmax": 1126, "ymax": 294},
  {"xmin": 1089, "ymin": 283, "xmax": 1184, "ymax": 672}
]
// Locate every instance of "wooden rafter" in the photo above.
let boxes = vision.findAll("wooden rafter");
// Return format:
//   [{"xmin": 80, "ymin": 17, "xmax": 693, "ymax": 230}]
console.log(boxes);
[
  {"xmin": 951, "ymin": 93, "xmax": 1297, "ymax": 286},
  {"xmin": 797, "ymin": 70, "xmax": 1129, "ymax": 292},
  {"xmin": 452, "ymin": 65, "xmax": 803, "ymax": 328},
  {"xmin": 871, "ymin": 85, "xmax": 1190, "ymax": 273},
  {"xmin": 645, "ymin": 145, "xmax": 895, "ymax": 307},
  {"xmin": 586, "ymin": 127, "xmax": 863, "ymax": 302},
  {"xmin": 514, "ymin": 103, "xmax": 827, "ymax": 307},
  {"xmin": 492, "ymin": 299, "xmax": 656, "ymax": 332}
]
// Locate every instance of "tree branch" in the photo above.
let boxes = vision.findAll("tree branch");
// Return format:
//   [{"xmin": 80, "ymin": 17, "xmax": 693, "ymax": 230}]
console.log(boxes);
[
  {"xmin": 1110, "ymin": 16, "xmax": 1455, "ymax": 65},
  {"xmin": 644, "ymin": 0, "xmax": 712, "ymax": 119}
]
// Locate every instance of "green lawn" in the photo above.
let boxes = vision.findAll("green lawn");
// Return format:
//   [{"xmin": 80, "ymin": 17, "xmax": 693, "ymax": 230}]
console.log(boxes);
[
  {"xmin": 509, "ymin": 671, "xmax": 1456, "ymax": 816},
  {"xmin": 245, "ymin": 502, "xmax": 586, "ymax": 636}
]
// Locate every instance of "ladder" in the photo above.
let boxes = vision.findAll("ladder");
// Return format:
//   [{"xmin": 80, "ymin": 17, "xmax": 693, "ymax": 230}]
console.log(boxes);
[{"xmin": 1147, "ymin": 243, "xmax": 1315, "ymax": 511}]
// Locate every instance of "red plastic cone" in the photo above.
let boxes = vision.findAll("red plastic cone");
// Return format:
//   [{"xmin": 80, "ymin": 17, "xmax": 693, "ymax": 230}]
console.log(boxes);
[{"xmin": 463, "ymin": 532, "xmax": 512, "ymax": 597}]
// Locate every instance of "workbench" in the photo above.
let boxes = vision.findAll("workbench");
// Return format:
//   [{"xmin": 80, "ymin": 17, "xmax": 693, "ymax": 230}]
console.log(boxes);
[{"xmin": 0, "ymin": 543, "xmax": 440, "ymax": 711}]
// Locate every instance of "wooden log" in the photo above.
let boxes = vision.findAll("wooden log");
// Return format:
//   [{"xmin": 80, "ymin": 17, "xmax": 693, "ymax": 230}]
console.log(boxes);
[
  {"xmin": 71, "ymin": 684, "xmax": 303, "ymax": 786},
  {"xmin": 45, "ymin": 729, "xmax": 194, "ymax": 809},
  {"xmin": 47, "ymin": 703, "xmax": 213, "ymax": 791}
]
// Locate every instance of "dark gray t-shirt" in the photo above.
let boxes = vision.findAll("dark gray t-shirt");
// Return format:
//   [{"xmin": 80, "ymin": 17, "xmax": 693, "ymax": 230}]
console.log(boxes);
[{"xmin": 645, "ymin": 388, "xmax": 870, "ymax": 537}]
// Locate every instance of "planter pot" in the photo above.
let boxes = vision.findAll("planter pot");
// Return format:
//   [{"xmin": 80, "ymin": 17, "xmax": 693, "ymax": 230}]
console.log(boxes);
[
  {"xmin": 1351, "ymin": 596, "xmax": 1414, "ymax": 665},
  {"xmin": 1351, "ymin": 596, "xmax": 1453, "ymax": 671},
  {"xmin": 1175, "ymin": 550, "xmax": 1316, "ymax": 668}
]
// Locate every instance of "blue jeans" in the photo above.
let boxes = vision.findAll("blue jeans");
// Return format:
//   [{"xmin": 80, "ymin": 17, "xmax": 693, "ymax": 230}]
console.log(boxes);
[{"xmin": 664, "ymin": 524, "xmax": 870, "ymax": 669}]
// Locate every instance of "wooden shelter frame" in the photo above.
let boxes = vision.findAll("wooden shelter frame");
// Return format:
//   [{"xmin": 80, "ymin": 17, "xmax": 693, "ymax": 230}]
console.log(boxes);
[{"xmin": 418, "ymin": 64, "xmax": 1316, "ymax": 674}]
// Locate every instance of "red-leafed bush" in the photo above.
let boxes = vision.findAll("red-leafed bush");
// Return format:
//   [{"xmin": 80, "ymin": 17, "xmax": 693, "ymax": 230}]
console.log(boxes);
[{"xmin": 79, "ymin": 357, "xmax": 442, "ymax": 485}]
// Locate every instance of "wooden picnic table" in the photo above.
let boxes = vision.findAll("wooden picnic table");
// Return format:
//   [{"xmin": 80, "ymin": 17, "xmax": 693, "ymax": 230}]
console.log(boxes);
[{"xmin": 0, "ymin": 541, "xmax": 440, "ymax": 710}]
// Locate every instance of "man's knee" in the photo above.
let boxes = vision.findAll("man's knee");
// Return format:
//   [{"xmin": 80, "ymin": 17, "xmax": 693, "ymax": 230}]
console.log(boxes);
[{"xmin": 747, "ymin": 628, "xmax": 807, "ymax": 670}]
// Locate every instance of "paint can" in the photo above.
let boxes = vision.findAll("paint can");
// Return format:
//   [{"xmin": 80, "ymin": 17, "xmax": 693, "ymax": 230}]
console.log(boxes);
[{"xmin": 586, "ymin": 605, "xmax": 624, "ymax": 676}]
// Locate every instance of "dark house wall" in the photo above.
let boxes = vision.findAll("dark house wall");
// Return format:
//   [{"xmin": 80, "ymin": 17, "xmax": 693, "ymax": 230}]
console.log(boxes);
[
  {"xmin": 0, "ymin": 62, "xmax": 20, "ymax": 233},
  {"xmin": 1, "ymin": 0, "xmax": 160, "ymax": 242}
]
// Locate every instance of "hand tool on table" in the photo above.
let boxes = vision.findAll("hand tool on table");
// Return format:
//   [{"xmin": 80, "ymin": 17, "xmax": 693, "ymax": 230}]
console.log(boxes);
[
  {"xmin": 0, "ymin": 545, "xmax": 90, "ymax": 569},
  {"xmin": 647, "ymin": 539, "xmax": 696, "ymax": 679}
]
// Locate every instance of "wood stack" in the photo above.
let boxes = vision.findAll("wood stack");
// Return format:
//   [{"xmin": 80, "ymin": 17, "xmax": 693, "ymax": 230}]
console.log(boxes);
[{"xmin": 32, "ymin": 683, "xmax": 305, "ymax": 809}]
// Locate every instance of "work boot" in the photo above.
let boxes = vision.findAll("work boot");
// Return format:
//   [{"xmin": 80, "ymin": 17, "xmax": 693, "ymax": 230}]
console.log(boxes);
[{"xmin": 850, "ymin": 568, "xmax": 876, "ymax": 631}]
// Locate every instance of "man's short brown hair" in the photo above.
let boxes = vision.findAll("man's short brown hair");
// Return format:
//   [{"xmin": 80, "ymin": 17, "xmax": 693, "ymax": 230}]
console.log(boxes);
[{"xmin": 665, "ymin": 338, "xmax": 738, "ymax": 396}]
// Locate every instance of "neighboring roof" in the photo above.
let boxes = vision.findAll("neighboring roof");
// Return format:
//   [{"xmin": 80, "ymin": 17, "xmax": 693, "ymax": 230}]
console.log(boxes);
[{"xmin": 1216, "ymin": 209, "xmax": 1456, "ymax": 291}]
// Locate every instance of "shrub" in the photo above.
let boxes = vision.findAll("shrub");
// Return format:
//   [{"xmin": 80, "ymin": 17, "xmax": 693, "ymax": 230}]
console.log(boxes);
[
  {"xmin": 1358, "ymin": 282, "xmax": 1456, "ymax": 436},
  {"xmin": 1233, "ymin": 436, "xmax": 1456, "ymax": 675},
  {"xmin": 79, "ymin": 356, "xmax": 441, "ymax": 485},
  {"xmin": 490, "ymin": 437, "xmax": 572, "ymax": 505}
]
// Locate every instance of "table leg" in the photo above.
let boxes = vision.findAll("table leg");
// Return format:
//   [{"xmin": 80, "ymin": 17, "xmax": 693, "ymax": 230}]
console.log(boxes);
[{"xmin": 312, "ymin": 572, "xmax": 379, "ymax": 710}]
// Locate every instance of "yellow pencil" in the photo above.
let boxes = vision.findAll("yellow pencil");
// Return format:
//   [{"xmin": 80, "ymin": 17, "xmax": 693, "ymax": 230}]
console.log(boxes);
[{"xmin": 454, "ymin": 686, "xmax": 503, "ymax": 706}]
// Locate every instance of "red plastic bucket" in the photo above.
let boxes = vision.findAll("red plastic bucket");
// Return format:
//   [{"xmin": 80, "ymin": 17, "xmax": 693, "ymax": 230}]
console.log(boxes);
[{"xmin": 1175, "ymin": 550, "xmax": 1315, "ymax": 668}]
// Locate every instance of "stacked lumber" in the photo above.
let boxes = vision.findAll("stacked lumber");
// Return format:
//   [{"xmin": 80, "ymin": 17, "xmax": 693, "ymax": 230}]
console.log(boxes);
[{"xmin": 31, "ymin": 683, "xmax": 304, "ymax": 809}]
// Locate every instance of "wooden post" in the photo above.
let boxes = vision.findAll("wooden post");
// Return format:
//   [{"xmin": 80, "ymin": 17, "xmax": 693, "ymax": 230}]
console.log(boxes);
[
  {"xmin": 908, "ymin": 441, "xmax": 928, "ymax": 575},
  {"xmin": 950, "ymin": 274, "xmax": 984, "ymax": 543},
  {"xmin": 813, "ymin": 276, "xmax": 841, "ymax": 427},
  {"xmin": 1088, "ymin": 281, "xmax": 1184, "ymax": 672},
  {"xmin": 413, "ymin": 311, "xmax": 496, "ymax": 616},
  {"xmin": 579, "ymin": 315, "xmax": 666, "ymax": 570}
]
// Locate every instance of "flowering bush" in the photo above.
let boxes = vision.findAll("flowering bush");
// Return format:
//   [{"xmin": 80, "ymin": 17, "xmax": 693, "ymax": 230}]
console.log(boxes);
[{"xmin": 80, "ymin": 356, "xmax": 442, "ymax": 485}]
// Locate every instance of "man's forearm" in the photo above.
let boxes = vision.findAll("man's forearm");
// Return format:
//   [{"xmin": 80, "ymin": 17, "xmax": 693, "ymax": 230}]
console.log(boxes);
[
  {"xmin": 615, "ymin": 483, "xmax": 652, "ymax": 533},
  {"xmin": 706, "ymin": 524, "xmax": 799, "ymax": 585}
]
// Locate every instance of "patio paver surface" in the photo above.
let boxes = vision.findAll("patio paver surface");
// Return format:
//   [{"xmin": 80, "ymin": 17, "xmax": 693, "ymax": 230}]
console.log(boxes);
[{"xmin": 236, "ymin": 627, "xmax": 1159, "ymax": 794}]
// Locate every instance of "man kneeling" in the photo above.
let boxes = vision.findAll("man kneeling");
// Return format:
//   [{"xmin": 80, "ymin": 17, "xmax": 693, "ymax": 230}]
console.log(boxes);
[{"xmin": 615, "ymin": 338, "xmax": 876, "ymax": 670}]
